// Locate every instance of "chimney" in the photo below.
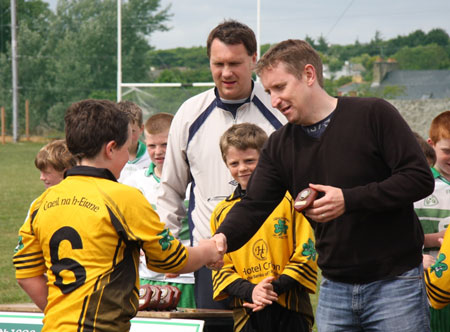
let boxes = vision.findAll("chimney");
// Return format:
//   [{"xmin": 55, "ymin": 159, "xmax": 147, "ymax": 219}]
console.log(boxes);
[{"xmin": 372, "ymin": 58, "xmax": 398, "ymax": 86}]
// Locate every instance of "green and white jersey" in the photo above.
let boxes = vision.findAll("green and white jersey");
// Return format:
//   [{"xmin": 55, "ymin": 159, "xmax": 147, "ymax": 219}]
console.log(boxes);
[
  {"xmin": 415, "ymin": 167, "xmax": 450, "ymax": 257},
  {"xmin": 124, "ymin": 163, "xmax": 194, "ymax": 284},
  {"xmin": 118, "ymin": 140, "xmax": 150, "ymax": 184}
]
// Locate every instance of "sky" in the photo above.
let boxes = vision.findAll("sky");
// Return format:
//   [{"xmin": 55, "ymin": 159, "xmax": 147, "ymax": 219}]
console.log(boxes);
[{"xmin": 46, "ymin": 0, "xmax": 450, "ymax": 50}]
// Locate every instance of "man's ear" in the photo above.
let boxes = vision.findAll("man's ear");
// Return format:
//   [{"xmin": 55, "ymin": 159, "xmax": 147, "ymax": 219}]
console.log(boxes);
[
  {"xmin": 105, "ymin": 140, "xmax": 117, "ymax": 159},
  {"xmin": 304, "ymin": 64, "xmax": 316, "ymax": 86}
]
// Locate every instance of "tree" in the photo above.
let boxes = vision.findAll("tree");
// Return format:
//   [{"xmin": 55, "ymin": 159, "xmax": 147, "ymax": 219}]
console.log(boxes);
[
  {"xmin": 425, "ymin": 28, "xmax": 449, "ymax": 47},
  {"xmin": 1, "ymin": 0, "xmax": 172, "ymax": 132},
  {"xmin": 393, "ymin": 44, "xmax": 450, "ymax": 70}
]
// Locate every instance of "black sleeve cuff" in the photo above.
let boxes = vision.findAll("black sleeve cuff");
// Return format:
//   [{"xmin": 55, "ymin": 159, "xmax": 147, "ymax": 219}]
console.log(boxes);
[{"xmin": 224, "ymin": 278, "xmax": 256, "ymax": 303}]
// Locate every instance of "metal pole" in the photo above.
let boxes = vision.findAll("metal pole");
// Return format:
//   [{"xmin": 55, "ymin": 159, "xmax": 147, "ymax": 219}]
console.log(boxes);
[
  {"xmin": 117, "ymin": 0, "xmax": 122, "ymax": 102},
  {"xmin": 11, "ymin": 0, "xmax": 19, "ymax": 142},
  {"xmin": 256, "ymin": 0, "xmax": 261, "ymax": 61}
]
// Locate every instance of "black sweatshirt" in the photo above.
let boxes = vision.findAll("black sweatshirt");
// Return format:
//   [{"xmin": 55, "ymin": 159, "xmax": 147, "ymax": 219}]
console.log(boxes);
[{"xmin": 216, "ymin": 97, "xmax": 434, "ymax": 284}]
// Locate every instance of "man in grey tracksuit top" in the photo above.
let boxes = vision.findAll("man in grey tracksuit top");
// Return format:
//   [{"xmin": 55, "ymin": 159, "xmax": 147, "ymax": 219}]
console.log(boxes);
[{"xmin": 156, "ymin": 20, "xmax": 286, "ymax": 314}]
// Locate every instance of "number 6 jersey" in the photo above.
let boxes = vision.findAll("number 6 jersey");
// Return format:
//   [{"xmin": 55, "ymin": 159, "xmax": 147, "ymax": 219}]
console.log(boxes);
[{"xmin": 13, "ymin": 166, "xmax": 188, "ymax": 331}]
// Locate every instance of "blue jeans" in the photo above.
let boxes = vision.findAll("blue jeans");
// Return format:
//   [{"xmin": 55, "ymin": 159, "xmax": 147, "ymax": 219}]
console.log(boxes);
[{"xmin": 316, "ymin": 265, "xmax": 430, "ymax": 332}]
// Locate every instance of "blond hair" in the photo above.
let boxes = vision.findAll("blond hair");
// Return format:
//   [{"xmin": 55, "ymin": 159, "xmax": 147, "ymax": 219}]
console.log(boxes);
[
  {"xmin": 117, "ymin": 100, "xmax": 143, "ymax": 126},
  {"xmin": 35, "ymin": 139, "xmax": 77, "ymax": 172},
  {"xmin": 144, "ymin": 113, "xmax": 174, "ymax": 135}
]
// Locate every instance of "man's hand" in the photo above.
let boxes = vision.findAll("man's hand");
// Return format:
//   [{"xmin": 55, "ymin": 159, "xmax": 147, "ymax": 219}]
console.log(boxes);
[
  {"xmin": 204, "ymin": 233, "xmax": 227, "ymax": 270},
  {"xmin": 211, "ymin": 233, "xmax": 227, "ymax": 254},
  {"xmin": 304, "ymin": 183, "xmax": 345, "ymax": 223},
  {"xmin": 198, "ymin": 236, "xmax": 225, "ymax": 270}
]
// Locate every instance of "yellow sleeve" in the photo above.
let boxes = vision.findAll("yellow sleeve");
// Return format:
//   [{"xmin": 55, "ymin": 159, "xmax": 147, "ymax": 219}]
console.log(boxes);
[
  {"xmin": 114, "ymin": 187, "xmax": 189, "ymax": 274},
  {"xmin": 425, "ymin": 229, "xmax": 450, "ymax": 309},
  {"xmin": 281, "ymin": 206, "xmax": 318, "ymax": 294},
  {"xmin": 13, "ymin": 197, "xmax": 46, "ymax": 279},
  {"xmin": 210, "ymin": 200, "xmax": 242, "ymax": 301}
]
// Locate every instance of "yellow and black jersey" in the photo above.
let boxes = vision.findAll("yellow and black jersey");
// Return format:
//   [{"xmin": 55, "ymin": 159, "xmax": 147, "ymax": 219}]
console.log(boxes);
[
  {"xmin": 425, "ymin": 226, "xmax": 450, "ymax": 309},
  {"xmin": 210, "ymin": 186, "xmax": 318, "ymax": 312},
  {"xmin": 13, "ymin": 166, "xmax": 188, "ymax": 331}
]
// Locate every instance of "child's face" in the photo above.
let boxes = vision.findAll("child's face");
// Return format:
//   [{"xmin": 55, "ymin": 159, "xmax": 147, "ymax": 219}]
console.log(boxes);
[
  {"xmin": 224, "ymin": 147, "xmax": 259, "ymax": 190},
  {"xmin": 111, "ymin": 125, "xmax": 133, "ymax": 179},
  {"xmin": 40, "ymin": 165, "xmax": 65, "ymax": 189},
  {"xmin": 145, "ymin": 129, "xmax": 169, "ymax": 171},
  {"xmin": 432, "ymin": 138, "xmax": 450, "ymax": 180},
  {"xmin": 129, "ymin": 122, "xmax": 143, "ymax": 151}
]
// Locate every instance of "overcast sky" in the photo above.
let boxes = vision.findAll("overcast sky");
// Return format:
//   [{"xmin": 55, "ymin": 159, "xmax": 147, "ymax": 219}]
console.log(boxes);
[{"xmin": 46, "ymin": 0, "xmax": 450, "ymax": 50}]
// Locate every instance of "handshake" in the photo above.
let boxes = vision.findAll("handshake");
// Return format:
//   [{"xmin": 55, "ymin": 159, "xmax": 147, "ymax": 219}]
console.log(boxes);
[{"xmin": 199, "ymin": 233, "xmax": 227, "ymax": 271}]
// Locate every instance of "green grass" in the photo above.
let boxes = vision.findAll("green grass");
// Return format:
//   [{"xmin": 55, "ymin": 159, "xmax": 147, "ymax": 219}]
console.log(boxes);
[
  {"xmin": 0, "ymin": 141, "xmax": 47, "ymax": 303},
  {"xmin": 0, "ymin": 141, "xmax": 321, "ymax": 331}
]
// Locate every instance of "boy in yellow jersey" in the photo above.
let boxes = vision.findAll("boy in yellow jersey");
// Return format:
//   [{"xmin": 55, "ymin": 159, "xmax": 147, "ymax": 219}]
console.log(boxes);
[
  {"xmin": 13, "ymin": 99, "xmax": 223, "ymax": 332},
  {"xmin": 418, "ymin": 111, "xmax": 450, "ymax": 330},
  {"xmin": 210, "ymin": 123, "xmax": 318, "ymax": 332}
]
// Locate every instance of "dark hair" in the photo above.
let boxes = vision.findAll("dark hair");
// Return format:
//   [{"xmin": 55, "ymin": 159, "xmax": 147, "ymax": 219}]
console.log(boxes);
[
  {"xmin": 220, "ymin": 123, "xmax": 268, "ymax": 163},
  {"xmin": 65, "ymin": 99, "xmax": 130, "ymax": 160},
  {"xmin": 255, "ymin": 39, "xmax": 324, "ymax": 88},
  {"xmin": 413, "ymin": 132, "xmax": 436, "ymax": 167},
  {"xmin": 207, "ymin": 20, "xmax": 256, "ymax": 58}
]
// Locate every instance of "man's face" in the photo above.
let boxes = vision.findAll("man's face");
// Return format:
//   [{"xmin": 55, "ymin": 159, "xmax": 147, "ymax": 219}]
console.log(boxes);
[
  {"xmin": 431, "ymin": 137, "xmax": 450, "ymax": 181},
  {"xmin": 260, "ymin": 62, "xmax": 310, "ymax": 125},
  {"xmin": 39, "ymin": 165, "xmax": 65, "ymax": 188},
  {"xmin": 209, "ymin": 39, "xmax": 256, "ymax": 100},
  {"xmin": 145, "ymin": 129, "xmax": 169, "ymax": 171}
]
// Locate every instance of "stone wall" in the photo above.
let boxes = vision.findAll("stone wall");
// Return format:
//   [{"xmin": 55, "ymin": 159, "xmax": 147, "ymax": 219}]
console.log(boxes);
[{"xmin": 388, "ymin": 99, "xmax": 450, "ymax": 139}]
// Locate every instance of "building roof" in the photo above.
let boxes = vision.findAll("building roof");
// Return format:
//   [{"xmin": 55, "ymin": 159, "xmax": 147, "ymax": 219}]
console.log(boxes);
[{"xmin": 379, "ymin": 70, "xmax": 450, "ymax": 99}]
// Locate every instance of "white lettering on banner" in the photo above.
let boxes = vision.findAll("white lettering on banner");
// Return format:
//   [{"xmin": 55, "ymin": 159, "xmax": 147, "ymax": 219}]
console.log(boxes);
[{"xmin": 0, "ymin": 312, "xmax": 204, "ymax": 332}]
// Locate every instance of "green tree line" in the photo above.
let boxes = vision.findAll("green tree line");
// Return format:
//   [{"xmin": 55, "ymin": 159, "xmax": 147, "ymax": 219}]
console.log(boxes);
[{"xmin": 0, "ymin": 0, "xmax": 449, "ymax": 135}]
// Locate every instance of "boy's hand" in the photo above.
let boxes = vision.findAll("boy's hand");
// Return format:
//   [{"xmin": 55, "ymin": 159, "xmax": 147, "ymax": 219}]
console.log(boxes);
[
  {"xmin": 243, "ymin": 276, "xmax": 278, "ymax": 312},
  {"xmin": 198, "ymin": 238, "xmax": 224, "ymax": 270},
  {"xmin": 423, "ymin": 254, "xmax": 435, "ymax": 269}
]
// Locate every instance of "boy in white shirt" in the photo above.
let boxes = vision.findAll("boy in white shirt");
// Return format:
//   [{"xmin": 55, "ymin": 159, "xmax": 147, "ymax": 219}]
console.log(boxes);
[{"xmin": 124, "ymin": 112, "xmax": 195, "ymax": 308}]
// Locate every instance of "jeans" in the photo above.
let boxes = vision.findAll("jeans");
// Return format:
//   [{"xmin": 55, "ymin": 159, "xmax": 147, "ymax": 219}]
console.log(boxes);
[{"xmin": 316, "ymin": 265, "xmax": 430, "ymax": 332}]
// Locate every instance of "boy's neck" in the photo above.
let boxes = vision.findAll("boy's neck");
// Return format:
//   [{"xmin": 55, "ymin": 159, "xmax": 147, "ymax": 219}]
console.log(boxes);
[
  {"xmin": 154, "ymin": 165, "xmax": 162, "ymax": 178},
  {"xmin": 435, "ymin": 165, "xmax": 450, "ymax": 183},
  {"xmin": 128, "ymin": 143, "xmax": 139, "ymax": 160}
]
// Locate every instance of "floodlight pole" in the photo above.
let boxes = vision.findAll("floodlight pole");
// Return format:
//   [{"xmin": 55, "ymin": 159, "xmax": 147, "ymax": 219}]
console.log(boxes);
[
  {"xmin": 117, "ymin": 0, "xmax": 122, "ymax": 102},
  {"xmin": 11, "ymin": 0, "xmax": 19, "ymax": 142},
  {"xmin": 256, "ymin": 0, "xmax": 261, "ymax": 61}
]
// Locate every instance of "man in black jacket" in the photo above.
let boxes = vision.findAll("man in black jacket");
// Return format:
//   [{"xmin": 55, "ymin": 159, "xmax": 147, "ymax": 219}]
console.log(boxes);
[{"xmin": 213, "ymin": 39, "xmax": 434, "ymax": 332}]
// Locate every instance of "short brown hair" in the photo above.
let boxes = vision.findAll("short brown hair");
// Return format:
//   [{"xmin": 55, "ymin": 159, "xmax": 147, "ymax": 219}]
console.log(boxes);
[
  {"xmin": 429, "ymin": 110, "xmax": 450, "ymax": 144},
  {"xmin": 117, "ymin": 100, "xmax": 143, "ymax": 126},
  {"xmin": 144, "ymin": 113, "xmax": 174, "ymax": 135},
  {"xmin": 413, "ymin": 132, "xmax": 436, "ymax": 167},
  {"xmin": 255, "ymin": 39, "xmax": 324, "ymax": 88},
  {"xmin": 65, "ymin": 99, "xmax": 130, "ymax": 160},
  {"xmin": 220, "ymin": 123, "xmax": 268, "ymax": 163},
  {"xmin": 35, "ymin": 139, "xmax": 77, "ymax": 172},
  {"xmin": 207, "ymin": 20, "xmax": 256, "ymax": 58}
]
